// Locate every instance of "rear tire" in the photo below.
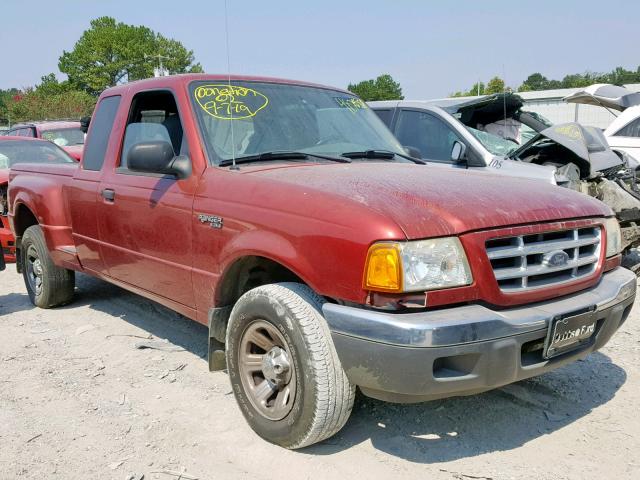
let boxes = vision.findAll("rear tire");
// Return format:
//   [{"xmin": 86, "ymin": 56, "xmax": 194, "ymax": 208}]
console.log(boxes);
[
  {"xmin": 21, "ymin": 225, "xmax": 75, "ymax": 308},
  {"xmin": 225, "ymin": 282, "xmax": 355, "ymax": 449}
]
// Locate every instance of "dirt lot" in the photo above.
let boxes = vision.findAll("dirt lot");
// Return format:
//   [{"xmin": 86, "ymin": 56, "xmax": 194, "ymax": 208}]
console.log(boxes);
[{"xmin": 1, "ymin": 268, "xmax": 639, "ymax": 480}]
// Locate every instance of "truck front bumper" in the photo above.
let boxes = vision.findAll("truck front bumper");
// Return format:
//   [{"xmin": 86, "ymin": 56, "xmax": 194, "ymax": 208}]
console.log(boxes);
[
  {"xmin": 322, "ymin": 267, "xmax": 636, "ymax": 403},
  {"xmin": 0, "ymin": 215, "xmax": 16, "ymax": 263}
]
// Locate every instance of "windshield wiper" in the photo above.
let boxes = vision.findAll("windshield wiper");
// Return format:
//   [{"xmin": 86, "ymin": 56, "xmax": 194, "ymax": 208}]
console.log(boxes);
[
  {"xmin": 219, "ymin": 151, "xmax": 351, "ymax": 167},
  {"xmin": 341, "ymin": 149, "xmax": 425, "ymax": 164}
]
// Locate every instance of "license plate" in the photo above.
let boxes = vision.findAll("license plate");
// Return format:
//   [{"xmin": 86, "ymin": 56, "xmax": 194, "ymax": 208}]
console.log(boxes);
[{"xmin": 543, "ymin": 309, "xmax": 597, "ymax": 359}]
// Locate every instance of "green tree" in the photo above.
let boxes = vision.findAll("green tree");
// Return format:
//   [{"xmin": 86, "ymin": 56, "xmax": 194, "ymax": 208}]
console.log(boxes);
[
  {"xmin": 519, "ymin": 73, "xmax": 549, "ymax": 92},
  {"xmin": 1, "ymin": 74, "xmax": 96, "ymax": 124},
  {"xmin": 59, "ymin": 16, "xmax": 203, "ymax": 96},
  {"xmin": 451, "ymin": 81, "xmax": 485, "ymax": 97},
  {"xmin": 485, "ymin": 76, "xmax": 506, "ymax": 94},
  {"xmin": 348, "ymin": 74, "xmax": 404, "ymax": 101},
  {"xmin": 34, "ymin": 73, "xmax": 75, "ymax": 96},
  {"xmin": 0, "ymin": 88, "xmax": 20, "ymax": 125}
]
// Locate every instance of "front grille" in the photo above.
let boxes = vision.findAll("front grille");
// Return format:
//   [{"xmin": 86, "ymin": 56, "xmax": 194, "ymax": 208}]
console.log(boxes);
[{"xmin": 485, "ymin": 226, "xmax": 601, "ymax": 292}]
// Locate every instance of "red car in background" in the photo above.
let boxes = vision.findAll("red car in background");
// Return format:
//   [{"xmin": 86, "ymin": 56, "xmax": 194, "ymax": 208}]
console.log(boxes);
[
  {"xmin": 0, "ymin": 137, "xmax": 75, "ymax": 262},
  {"xmin": 4, "ymin": 120, "xmax": 85, "ymax": 161}
]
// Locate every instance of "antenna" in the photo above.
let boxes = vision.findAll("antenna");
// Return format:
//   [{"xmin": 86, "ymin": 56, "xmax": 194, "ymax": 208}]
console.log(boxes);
[
  {"xmin": 502, "ymin": 64, "xmax": 507, "ymax": 126},
  {"xmin": 224, "ymin": 0, "xmax": 239, "ymax": 170}
]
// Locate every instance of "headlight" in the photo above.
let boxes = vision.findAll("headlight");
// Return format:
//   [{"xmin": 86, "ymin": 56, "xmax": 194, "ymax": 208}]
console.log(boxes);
[
  {"xmin": 604, "ymin": 217, "xmax": 622, "ymax": 257},
  {"xmin": 364, "ymin": 237, "xmax": 473, "ymax": 293}
]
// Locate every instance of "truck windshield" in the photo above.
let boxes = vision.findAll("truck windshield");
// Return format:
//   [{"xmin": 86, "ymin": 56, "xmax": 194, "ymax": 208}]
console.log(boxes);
[
  {"xmin": 0, "ymin": 140, "xmax": 75, "ymax": 169},
  {"xmin": 189, "ymin": 81, "xmax": 406, "ymax": 165},
  {"xmin": 41, "ymin": 128, "xmax": 85, "ymax": 146}
]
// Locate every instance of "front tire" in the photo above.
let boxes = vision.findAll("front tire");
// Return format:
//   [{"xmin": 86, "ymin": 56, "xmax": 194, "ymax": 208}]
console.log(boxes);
[
  {"xmin": 225, "ymin": 283, "xmax": 355, "ymax": 449},
  {"xmin": 22, "ymin": 225, "xmax": 75, "ymax": 308}
]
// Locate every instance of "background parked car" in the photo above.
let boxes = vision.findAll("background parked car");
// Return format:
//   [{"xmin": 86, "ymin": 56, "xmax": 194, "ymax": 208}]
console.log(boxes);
[
  {"xmin": 4, "ymin": 120, "xmax": 85, "ymax": 161},
  {"xmin": 0, "ymin": 137, "xmax": 75, "ymax": 262}
]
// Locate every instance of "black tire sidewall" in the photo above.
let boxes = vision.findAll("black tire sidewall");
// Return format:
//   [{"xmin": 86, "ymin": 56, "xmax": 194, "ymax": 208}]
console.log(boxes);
[
  {"xmin": 21, "ymin": 227, "xmax": 45, "ymax": 306},
  {"xmin": 226, "ymin": 290, "xmax": 319, "ymax": 447}
]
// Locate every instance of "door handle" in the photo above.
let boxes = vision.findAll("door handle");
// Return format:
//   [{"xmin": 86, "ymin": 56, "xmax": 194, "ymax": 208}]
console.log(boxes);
[{"xmin": 101, "ymin": 189, "xmax": 115, "ymax": 202}]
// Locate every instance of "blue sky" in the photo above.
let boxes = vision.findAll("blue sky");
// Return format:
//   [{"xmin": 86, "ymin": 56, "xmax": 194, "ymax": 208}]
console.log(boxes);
[{"xmin": 0, "ymin": 0, "xmax": 637, "ymax": 98}]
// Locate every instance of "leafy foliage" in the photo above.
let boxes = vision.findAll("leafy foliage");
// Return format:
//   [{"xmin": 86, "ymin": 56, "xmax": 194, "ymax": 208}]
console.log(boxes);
[
  {"xmin": 519, "ymin": 67, "xmax": 640, "ymax": 92},
  {"xmin": 485, "ymin": 77, "xmax": 506, "ymax": 94},
  {"xmin": 0, "ymin": 75, "xmax": 96, "ymax": 124},
  {"xmin": 452, "ymin": 65, "xmax": 640, "ymax": 98},
  {"xmin": 450, "ymin": 81, "xmax": 487, "ymax": 97},
  {"xmin": 348, "ymin": 74, "xmax": 404, "ymax": 101},
  {"xmin": 59, "ymin": 16, "xmax": 203, "ymax": 95}
]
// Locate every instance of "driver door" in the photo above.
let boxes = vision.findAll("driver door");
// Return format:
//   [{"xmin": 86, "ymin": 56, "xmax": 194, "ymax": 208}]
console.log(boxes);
[
  {"xmin": 393, "ymin": 109, "xmax": 469, "ymax": 169},
  {"xmin": 96, "ymin": 90, "xmax": 197, "ymax": 307}
]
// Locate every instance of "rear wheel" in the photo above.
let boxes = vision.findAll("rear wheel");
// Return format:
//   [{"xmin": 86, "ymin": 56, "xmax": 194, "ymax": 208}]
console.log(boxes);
[
  {"xmin": 22, "ymin": 225, "xmax": 75, "ymax": 308},
  {"xmin": 226, "ymin": 282, "xmax": 355, "ymax": 449}
]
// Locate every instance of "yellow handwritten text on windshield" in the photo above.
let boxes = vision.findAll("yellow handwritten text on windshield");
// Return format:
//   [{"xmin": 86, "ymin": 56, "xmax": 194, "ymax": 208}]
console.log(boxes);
[
  {"xmin": 335, "ymin": 97, "xmax": 367, "ymax": 113},
  {"xmin": 195, "ymin": 85, "xmax": 269, "ymax": 120}
]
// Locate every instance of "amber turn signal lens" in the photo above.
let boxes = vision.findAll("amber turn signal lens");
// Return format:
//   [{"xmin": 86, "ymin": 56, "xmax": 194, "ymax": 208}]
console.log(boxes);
[{"xmin": 364, "ymin": 243, "xmax": 402, "ymax": 292}]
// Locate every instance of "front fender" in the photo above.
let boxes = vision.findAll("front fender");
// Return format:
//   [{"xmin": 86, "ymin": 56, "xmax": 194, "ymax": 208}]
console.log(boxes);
[{"xmin": 217, "ymin": 229, "xmax": 319, "ymax": 294}]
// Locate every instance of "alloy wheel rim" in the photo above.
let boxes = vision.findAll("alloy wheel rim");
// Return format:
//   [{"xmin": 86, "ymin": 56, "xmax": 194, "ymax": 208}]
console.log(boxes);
[
  {"xmin": 238, "ymin": 320, "xmax": 297, "ymax": 421},
  {"xmin": 26, "ymin": 245, "xmax": 43, "ymax": 297}
]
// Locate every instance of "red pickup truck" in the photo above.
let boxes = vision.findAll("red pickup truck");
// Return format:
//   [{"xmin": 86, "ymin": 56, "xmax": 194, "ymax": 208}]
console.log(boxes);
[
  {"xmin": 7, "ymin": 74, "xmax": 636, "ymax": 448},
  {"xmin": 5, "ymin": 121, "xmax": 85, "ymax": 161}
]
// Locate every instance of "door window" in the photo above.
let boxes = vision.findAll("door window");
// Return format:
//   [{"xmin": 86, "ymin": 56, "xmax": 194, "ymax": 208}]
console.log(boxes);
[
  {"xmin": 395, "ymin": 110, "xmax": 462, "ymax": 162},
  {"xmin": 373, "ymin": 109, "xmax": 394, "ymax": 128},
  {"xmin": 120, "ymin": 90, "xmax": 186, "ymax": 170}
]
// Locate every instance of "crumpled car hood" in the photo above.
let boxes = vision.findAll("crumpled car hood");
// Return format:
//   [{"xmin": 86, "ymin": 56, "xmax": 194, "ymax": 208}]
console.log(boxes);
[
  {"xmin": 248, "ymin": 163, "xmax": 611, "ymax": 239},
  {"xmin": 513, "ymin": 122, "xmax": 623, "ymax": 174},
  {"xmin": 0, "ymin": 169, "xmax": 8, "ymax": 185}
]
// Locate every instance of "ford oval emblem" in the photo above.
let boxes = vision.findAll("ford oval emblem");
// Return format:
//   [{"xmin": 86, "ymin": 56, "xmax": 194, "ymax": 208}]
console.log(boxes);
[{"xmin": 543, "ymin": 250, "xmax": 570, "ymax": 267}]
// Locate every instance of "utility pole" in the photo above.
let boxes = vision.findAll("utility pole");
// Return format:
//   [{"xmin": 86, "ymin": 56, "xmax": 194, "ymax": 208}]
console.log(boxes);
[{"xmin": 145, "ymin": 54, "xmax": 171, "ymax": 77}]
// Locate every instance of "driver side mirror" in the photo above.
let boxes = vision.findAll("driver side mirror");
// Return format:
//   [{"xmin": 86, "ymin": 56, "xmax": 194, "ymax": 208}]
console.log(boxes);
[
  {"xmin": 127, "ymin": 141, "xmax": 191, "ymax": 179},
  {"xmin": 451, "ymin": 141, "xmax": 467, "ymax": 163},
  {"xmin": 80, "ymin": 116, "xmax": 91, "ymax": 134}
]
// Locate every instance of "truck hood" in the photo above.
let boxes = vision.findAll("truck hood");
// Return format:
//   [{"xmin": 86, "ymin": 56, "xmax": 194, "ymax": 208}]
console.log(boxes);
[{"xmin": 248, "ymin": 163, "xmax": 610, "ymax": 239}]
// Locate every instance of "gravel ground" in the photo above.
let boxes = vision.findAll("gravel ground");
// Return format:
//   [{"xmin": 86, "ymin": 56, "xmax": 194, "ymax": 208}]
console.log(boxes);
[{"xmin": 1, "ymin": 268, "xmax": 639, "ymax": 480}]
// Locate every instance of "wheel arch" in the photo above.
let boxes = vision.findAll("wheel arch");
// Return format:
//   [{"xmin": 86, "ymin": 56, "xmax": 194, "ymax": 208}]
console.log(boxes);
[
  {"xmin": 13, "ymin": 201, "xmax": 39, "ymax": 238},
  {"xmin": 214, "ymin": 253, "xmax": 316, "ymax": 308},
  {"xmin": 208, "ymin": 252, "xmax": 329, "ymax": 357}
]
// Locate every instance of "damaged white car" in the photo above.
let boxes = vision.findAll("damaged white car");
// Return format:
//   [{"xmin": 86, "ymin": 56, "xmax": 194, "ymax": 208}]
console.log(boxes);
[
  {"xmin": 564, "ymin": 83, "xmax": 640, "ymax": 162},
  {"xmin": 370, "ymin": 94, "xmax": 640, "ymax": 270}
]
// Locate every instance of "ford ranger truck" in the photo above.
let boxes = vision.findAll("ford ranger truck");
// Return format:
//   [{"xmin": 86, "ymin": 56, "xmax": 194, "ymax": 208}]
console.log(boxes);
[{"xmin": 7, "ymin": 74, "xmax": 636, "ymax": 449}]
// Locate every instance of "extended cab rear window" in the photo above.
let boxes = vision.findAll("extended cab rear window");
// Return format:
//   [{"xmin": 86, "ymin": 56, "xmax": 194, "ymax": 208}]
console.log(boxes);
[{"xmin": 83, "ymin": 95, "xmax": 121, "ymax": 171}]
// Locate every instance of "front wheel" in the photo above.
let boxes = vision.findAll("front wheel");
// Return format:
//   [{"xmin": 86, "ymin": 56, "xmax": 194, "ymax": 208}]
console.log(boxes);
[
  {"xmin": 225, "ymin": 283, "xmax": 355, "ymax": 449},
  {"xmin": 21, "ymin": 225, "xmax": 75, "ymax": 308}
]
